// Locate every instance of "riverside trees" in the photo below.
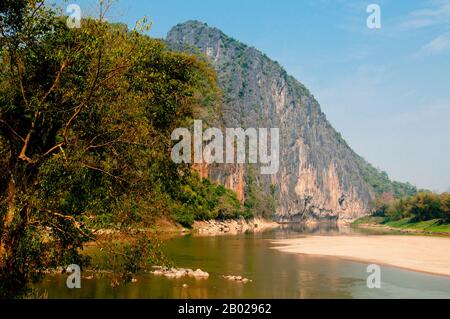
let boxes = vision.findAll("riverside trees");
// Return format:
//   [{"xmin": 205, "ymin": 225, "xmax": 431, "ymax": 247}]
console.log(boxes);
[
  {"xmin": 0, "ymin": 0, "xmax": 242, "ymax": 298},
  {"xmin": 371, "ymin": 192, "xmax": 450, "ymax": 224}
]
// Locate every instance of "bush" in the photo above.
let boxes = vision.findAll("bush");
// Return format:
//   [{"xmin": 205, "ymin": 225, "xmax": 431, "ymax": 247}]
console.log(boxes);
[
  {"xmin": 169, "ymin": 173, "xmax": 244, "ymax": 227},
  {"xmin": 408, "ymin": 192, "xmax": 442, "ymax": 222},
  {"xmin": 375, "ymin": 192, "xmax": 449, "ymax": 224},
  {"xmin": 441, "ymin": 193, "xmax": 450, "ymax": 223}
]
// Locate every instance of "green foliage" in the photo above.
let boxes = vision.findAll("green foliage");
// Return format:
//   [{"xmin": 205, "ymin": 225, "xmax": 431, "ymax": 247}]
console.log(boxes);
[
  {"xmin": 383, "ymin": 218, "xmax": 450, "ymax": 233},
  {"xmin": 352, "ymin": 215, "xmax": 450, "ymax": 234},
  {"xmin": 244, "ymin": 168, "xmax": 276, "ymax": 220},
  {"xmin": 351, "ymin": 215, "xmax": 385, "ymax": 227},
  {"xmin": 384, "ymin": 192, "xmax": 449, "ymax": 222},
  {"xmin": 95, "ymin": 234, "xmax": 171, "ymax": 287},
  {"xmin": 368, "ymin": 192, "xmax": 450, "ymax": 226},
  {"xmin": 170, "ymin": 173, "xmax": 243, "ymax": 227},
  {"xmin": 355, "ymin": 155, "xmax": 418, "ymax": 198},
  {"xmin": 369, "ymin": 192, "xmax": 395, "ymax": 217},
  {"xmin": 0, "ymin": 1, "xmax": 242, "ymax": 298}
]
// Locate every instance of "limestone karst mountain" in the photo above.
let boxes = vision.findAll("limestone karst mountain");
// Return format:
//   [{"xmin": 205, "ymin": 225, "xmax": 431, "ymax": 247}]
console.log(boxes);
[{"xmin": 166, "ymin": 20, "xmax": 415, "ymax": 221}]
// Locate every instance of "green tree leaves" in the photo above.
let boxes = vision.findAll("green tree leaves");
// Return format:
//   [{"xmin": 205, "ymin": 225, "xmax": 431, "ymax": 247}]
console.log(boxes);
[
  {"xmin": 372, "ymin": 191, "xmax": 450, "ymax": 224},
  {"xmin": 0, "ymin": 1, "xmax": 241, "ymax": 298}
]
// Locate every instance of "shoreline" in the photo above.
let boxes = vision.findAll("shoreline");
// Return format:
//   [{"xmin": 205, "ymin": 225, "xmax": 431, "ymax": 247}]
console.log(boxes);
[
  {"xmin": 355, "ymin": 223, "xmax": 450, "ymax": 237},
  {"xmin": 93, "ymin": 217, "xmax": 281, "ymax": 241},
  {"xmin": 192, "ymin": 217, "xmax": 280, "ymax": 236},
  {"xmin": 271, "ymin": 235, "xmax": 450, "ymax": 277}
]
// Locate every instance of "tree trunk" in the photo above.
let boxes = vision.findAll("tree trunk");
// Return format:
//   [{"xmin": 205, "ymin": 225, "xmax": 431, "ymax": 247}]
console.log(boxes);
[
  {"xmin": 5, "ymin": 176, "xmax": 16, "ymax": 227},
  {"xmin": 1, "ymin": 176, "xmax": 15, "ymax": 267}
]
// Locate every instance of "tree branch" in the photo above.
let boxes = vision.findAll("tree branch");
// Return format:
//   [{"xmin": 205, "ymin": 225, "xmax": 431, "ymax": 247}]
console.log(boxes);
[
  {"xmin": 85, "ymin": 134, "xmax": 124, "ymax": 151},
  {"xmin": 83, "ymin": 163, "xmax": 129, "ymax": 184},
  {"xmin": 16, "ymin": 63, "xmax": 29, "ymax": 107},
  {"xmin": 0, "ymin": 119, "xmax": 25, "ymax": 142},
  {"xmin": 39, "ymin": 60, "xmax": 68, "ymax": 107},
  {"xmin": 41, "ymin": 142, "xmax": 64, "ymax": 158},
  {"xmin": 38, "ymin": 208, "xmax": 94, "ymax": 240},
  {"xmin": 18, "ymin": 111, "xmax": 39, "ymax": 164},
  {"xmin": 62, "ymin": 44, "xmax": 103, "ymax": 144},
  {"xmin": 30, "ymin": 1, "xmax": 46, "ymax": 19}
]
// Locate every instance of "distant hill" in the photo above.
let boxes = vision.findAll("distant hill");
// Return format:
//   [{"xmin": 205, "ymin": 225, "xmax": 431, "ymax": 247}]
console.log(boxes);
[
  {"xmin": 167, "ymin": 20, "xmax": 417, "ymax": 221},
  {"xmin": 353, "ymin": 155, "xmax": 417, "ymax": 198}
]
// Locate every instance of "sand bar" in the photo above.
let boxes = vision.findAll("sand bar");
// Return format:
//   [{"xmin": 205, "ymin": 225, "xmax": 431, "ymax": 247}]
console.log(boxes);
[{"xmin": 272, "ymin": 235, "xmax": 450, "ymax": 277}]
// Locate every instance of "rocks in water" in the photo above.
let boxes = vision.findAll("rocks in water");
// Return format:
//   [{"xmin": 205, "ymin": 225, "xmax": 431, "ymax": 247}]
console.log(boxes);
[
  {"xmin": 110, "ymin": 278, "xmax": 120, "ymax": 289},
  {"xmin": 151, "ymin": 266, "xmax": 209, "ymax": 279},
  {"xmin": 188, "ymin": 269, "xmax": 210, "ymax": 278},
  {"xmin": 42, "ymin": 267, "xmax": 65, "ymax": 275},
  {"xmin": 194, "ymin": 217, "xmax": 279, "ymax": 236},
  {"xmin": 222, "ymin": 275, "xmax": 252, "ymax": 283}
]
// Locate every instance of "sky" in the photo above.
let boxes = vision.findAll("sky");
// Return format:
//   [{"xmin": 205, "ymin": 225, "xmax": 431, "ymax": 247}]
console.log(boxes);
[{"xmin": 56, "ymin": 0, "xmax": 450, "ymax": 192}]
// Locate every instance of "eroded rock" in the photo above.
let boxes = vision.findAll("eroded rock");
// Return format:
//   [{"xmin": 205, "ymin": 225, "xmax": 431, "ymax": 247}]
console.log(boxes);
[
  {"xmin": 222, "ymin": 275, "xmax": 252, "ymax": 283},
  {"xmin": 151, "ymin": 267, "xmax": 209, "ymax": 279}
]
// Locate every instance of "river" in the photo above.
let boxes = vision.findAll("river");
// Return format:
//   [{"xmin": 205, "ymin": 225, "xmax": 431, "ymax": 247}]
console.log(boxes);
[{"xmin": 37, "ymin": 223, "xmax": 450, "ymax": 299}]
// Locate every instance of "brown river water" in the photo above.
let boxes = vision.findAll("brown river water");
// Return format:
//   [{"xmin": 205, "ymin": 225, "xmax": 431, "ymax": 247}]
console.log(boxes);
[{"xmin": 36, "ymin": 223, "xmax": 450, "ymax": 299}]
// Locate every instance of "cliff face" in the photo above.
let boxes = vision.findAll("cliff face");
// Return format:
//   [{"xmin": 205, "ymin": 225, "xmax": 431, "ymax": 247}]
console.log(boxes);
[{"xmin": 167, "ymin": 21, "xmax": 375, "ymax": 221}]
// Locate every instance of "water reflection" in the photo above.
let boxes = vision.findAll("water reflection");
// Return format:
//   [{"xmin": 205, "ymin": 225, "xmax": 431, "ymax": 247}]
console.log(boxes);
[{"xmin": 36, "ymin": 223, "xmax": 450, "ymax": 299}]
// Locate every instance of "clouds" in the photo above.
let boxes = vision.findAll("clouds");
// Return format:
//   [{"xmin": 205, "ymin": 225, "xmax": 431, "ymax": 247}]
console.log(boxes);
[
  {"xmin": 401, "ymin": 0, "xmax": 450, "ymax": 30},
  {"xmin": 315, "ymin": 64, "xmax": 450, "ymax": 192},
  {"xmin": 379, "ymin": 98, "xmax": 450, "ymax": 192},
  {"xmin": 399, "ymin": 1, "xmax": 450, "ymax": 58},
  {"xmin": 413, "ymin": 32, "xmax": 450, "ymax": 57},
  {"xmin": 289, "ymin": 1, "xmax": 450, "ymax": 191},
  {"xmin": 115, "ymin": 0, "xmax": 449, "ymax": 191}
]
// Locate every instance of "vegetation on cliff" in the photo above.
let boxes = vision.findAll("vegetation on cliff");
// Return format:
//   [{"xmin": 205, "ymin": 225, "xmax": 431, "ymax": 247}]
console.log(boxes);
[
  {"xmin": 355, "ymin": 155, "xmax": 418, "ymax": 198},
  {"xmin": 167, "ymin": 21, "xmax": 369, "ymax": 220},
  {"xmin": 167, "ymin": 20, "xmax": 421, "ymax": 221}
]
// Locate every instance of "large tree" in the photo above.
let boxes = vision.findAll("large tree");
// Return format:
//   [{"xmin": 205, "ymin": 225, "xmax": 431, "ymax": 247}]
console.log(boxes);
[{"xmin": 0, "ymin": 0, "xmax": 220, "ymax": 298}]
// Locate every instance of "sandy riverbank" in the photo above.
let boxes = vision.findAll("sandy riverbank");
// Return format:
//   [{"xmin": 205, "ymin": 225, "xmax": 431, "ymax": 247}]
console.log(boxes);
[{"xmin": 272, "ymin": 235, "xmax": 450, "ymax": 277}]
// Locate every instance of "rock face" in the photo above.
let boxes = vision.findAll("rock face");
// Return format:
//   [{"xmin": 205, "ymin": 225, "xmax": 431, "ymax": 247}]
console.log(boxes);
[{"xmin": 167, "ymin": 21, "xmax": 375, "ymax": 221}]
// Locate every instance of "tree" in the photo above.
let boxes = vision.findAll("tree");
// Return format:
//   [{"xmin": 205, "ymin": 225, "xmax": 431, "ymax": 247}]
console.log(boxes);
[
  {"xmin": 0, "ymin": 1, "xmax": 148, "ymax": 297},
  {"xmin": 370, "ymin": 192, "xmax": 394, "ymax": 217},
  {"xmin": 0, "ymin": 0, "xmax": 27, "ymax": 39},
  {"xmin": 440, "ymin": 193, "xmax": 450, "ymax": 223},
  {"xmin": 0, "ymin": 0, "xmax": 225, "ymax": 298},
  {"xmin": 408, "ymin": 192, "xmax": 442, "ymax": 222}
]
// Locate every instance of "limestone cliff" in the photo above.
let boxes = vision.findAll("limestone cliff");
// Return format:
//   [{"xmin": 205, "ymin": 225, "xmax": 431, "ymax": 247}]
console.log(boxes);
[{"xmin": 167, "ymin": 21, "xmax": 375, "ymax": 221}]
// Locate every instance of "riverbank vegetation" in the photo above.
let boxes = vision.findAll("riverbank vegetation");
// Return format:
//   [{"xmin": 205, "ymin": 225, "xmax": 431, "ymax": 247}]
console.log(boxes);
[
  {"xmin": 355, "ymin": 155, "xmax": 418, "ymax": 198},
  {"xmin": 353, "ymin": 192, "xmax": 450, "ymax": 235},
  {"xmin": 0, "ymin": 0, "xmax": 249, "ymax": 298}
]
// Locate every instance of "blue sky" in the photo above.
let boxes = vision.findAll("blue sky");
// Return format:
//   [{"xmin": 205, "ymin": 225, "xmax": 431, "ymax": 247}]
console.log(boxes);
[{"xmin": 57, "ymin": 0, "xmax": 450, "ymax": 192}]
